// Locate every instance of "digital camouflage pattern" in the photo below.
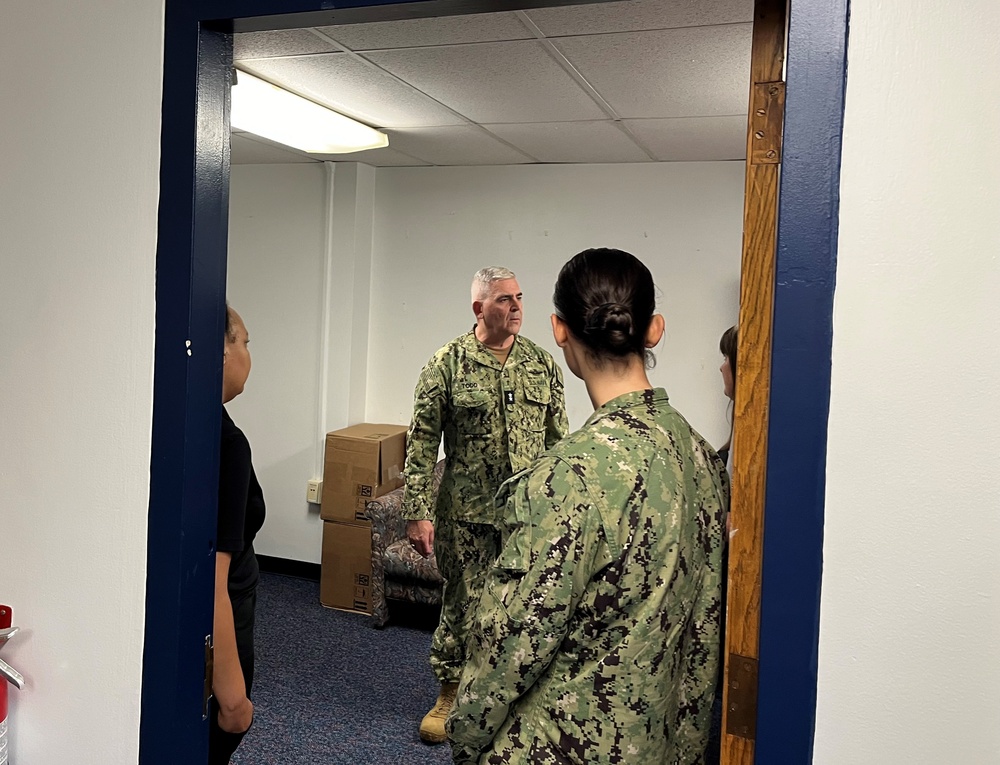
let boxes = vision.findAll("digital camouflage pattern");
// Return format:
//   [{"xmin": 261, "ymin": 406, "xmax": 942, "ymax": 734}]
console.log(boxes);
[
  {"xmin": 402, "ymin": 330, "xmax": 568, "ymax": 526},
  {"xmin": 430, "ymin": 519, "xmax": 501, "ymax": 683},
  {"xmin": 447, "ymin": 388, "xmax": 729, "ymax": 765},
  {"xmin": 402, "ymin": 330, "xmax": 569, "ymax": 683}
]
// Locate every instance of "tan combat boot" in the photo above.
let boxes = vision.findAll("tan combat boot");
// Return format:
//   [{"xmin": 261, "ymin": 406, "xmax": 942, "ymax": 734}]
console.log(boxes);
[{"xmin": 419, "ymin": 681, "xmax": 459, "ymax": 744}]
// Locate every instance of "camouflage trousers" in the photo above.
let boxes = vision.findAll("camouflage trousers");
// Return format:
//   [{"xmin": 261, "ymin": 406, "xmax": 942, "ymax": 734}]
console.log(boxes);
[{"xmin": 430, "ymin": 519, "xmax": 501, "ymax": 684}]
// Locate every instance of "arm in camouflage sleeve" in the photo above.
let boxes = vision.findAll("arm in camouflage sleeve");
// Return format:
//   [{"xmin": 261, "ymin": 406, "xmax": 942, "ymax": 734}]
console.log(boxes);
[
  {"xmin": 446, "ymin": 462, "xmax": 610, "ymax": 762},
  {"xmin": 545, "ymin": 360, "xmax": 569, "ymax": 448},
  {"xmin": 673, "ymin": 447, "xmax": 730, "ymax": 757},
  {"xmin": 401, "ymin": 362, "xmax": 447, "ymax": 522}
]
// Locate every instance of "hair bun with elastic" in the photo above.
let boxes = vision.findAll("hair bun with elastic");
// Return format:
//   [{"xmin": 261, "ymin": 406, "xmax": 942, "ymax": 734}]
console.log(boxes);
[
  {"xmin": 584, "ymin": 302, "xmax": 636, "ymax": 353},
  {"xmin": 586, "ymin": 302, "xmax": 630, "ymax": 330},
  {"xmin": 553, "ymin": 248, "xmax": 656, "ymax": 364}
]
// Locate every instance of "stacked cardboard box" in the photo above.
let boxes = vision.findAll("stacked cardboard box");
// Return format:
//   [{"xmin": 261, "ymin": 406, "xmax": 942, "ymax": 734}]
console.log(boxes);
[
  {"xmin": 320, "ymin": 521, "xmax": 374, "ymax": 615},
  {"xmin": 319, "ymin": 423, "xmax": 407, "ymax": 615}
]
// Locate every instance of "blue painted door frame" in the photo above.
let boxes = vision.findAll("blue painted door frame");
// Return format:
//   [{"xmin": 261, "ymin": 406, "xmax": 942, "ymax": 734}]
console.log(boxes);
[
  {"xmin": 756, "ymin": 2, "xmax": 849, "ymax": 762},
  {"xmin": 141, "ymin": 1, "xmax": 849, "ymax": 762}
]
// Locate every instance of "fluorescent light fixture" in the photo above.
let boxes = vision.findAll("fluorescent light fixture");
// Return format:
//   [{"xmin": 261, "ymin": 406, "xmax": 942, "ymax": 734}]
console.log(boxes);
[{"xmin": 231, "ymin": 70, "xmax": 388, "ymax": 154}]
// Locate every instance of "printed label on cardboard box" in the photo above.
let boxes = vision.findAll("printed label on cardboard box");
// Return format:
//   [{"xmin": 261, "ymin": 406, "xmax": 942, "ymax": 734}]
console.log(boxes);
[
  {"xmin": 320, "ymin": 423, "xmax": 407, "ymax": 523},
  {"xmin": 320, "ymin": 520, "xmax": 373, "ymax": 615}
]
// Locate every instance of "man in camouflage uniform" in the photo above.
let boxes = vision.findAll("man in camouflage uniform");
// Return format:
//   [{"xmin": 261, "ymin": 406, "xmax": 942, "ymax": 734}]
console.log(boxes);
[
  {"xmin": 447, "ymin": 387, "xmax": 728, "ymax": 764},
  {"xmin": 402, "ymin": 266, "xmax": 568, "ymax": 744}
]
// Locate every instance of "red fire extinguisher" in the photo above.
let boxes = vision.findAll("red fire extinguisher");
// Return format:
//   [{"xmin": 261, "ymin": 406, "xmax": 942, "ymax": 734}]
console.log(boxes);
[{"xmin": 0, "ymin": 603, "xmax": 23, "ymax": 765}]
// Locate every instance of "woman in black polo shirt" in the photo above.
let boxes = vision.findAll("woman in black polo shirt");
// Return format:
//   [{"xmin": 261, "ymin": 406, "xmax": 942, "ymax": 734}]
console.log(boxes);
[{"xmin": 210, "ymin": 306, "xmax": 266, "ymax": 763}]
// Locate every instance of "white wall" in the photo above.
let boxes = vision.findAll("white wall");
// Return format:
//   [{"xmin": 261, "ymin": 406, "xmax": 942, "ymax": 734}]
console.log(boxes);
[
  {"xmin": 227, "ymin": 164, "xmax": 330, "ymax": 562},
  {"xmin": 367, "ymin": 162, "xmax": 744, "ymax": 445},
  {"xmin": 816, "ymin": 2, "xmax": 1000, "ymax": 763},
  {"xmin": 0, "ymin": 1, "xmax": 163, "ymax": 762},
  {"xmin": 228, "ymin": 162, "xmax": 377, "ymax": 564}
]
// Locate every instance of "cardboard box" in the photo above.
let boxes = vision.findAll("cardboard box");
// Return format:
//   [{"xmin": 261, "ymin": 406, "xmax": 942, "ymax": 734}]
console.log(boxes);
[
  {"xmin": 320, "ymin": 520, "xmax": 372, "ymax": 615},
  {"xmin": 320, "ymin": 423, "xmax": 407, "ymax": 523}
]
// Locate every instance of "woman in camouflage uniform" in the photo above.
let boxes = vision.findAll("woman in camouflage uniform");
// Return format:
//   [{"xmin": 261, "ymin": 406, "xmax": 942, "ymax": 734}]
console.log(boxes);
[{"xmin": 447, "ymin": 248, "xmax": 729, "ymax": 765}]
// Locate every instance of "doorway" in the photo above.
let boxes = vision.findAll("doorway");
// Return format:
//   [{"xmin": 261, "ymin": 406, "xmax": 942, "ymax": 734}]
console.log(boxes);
[{"xmin": 142, "ymin": 1, "xmax": 847, "ymax": 763}]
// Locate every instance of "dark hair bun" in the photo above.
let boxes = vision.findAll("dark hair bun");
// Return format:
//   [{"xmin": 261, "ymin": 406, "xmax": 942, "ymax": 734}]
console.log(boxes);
[
  {"xmin": 584, "ymin": 302, "xmax": 636, "ymax": 353},
  {"xmin": 553, "ymin": 248, "xmax": 656, "ymax": 364}
]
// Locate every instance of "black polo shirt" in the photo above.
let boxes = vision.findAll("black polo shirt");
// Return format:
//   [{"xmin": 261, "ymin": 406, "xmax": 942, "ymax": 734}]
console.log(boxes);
[{"xmin": 218, "ymin": 407, "xmax": 266, "ymax": 595}]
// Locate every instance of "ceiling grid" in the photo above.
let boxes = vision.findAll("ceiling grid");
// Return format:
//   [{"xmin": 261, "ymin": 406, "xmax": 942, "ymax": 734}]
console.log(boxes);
[
  {"xmin": 308, "ymin": 26, "xmax": 542, "ymax": 164},
  {"xmin": 232, "ymin": 0, "xmax": 753, "ymax": 166}
]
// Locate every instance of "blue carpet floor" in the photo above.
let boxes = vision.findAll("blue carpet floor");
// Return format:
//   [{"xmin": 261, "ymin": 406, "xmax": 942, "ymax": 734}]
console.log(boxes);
[
  {"xmin": 231, "ymin": 572, "xmax": 452, "ymax": 765},
  {"xmin": 232, "ymin": 571, "xmax": 723, "ymax": 764}
]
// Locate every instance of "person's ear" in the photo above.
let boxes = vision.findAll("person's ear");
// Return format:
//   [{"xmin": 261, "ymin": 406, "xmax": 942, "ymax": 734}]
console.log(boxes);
[
  {"xmin": 645, "ymin": 314, "xmax": 665, "ymax": 348},
  {"xmin": 472, "ymin": 300, "xmax": 484, "ymax": 320},
  {"xmin": 551, "ymin": 314, "xmax": 569, "ymax": 347}
]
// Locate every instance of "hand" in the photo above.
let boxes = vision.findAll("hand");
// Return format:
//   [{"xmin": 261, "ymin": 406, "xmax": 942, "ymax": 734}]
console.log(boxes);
[
  {"xmin": 407, "ymin": 520, "xmax": 435, "ymax": 557},
  {"xmin": 217, "ymin": 696, "xmax": 254, "ymax": 734}
]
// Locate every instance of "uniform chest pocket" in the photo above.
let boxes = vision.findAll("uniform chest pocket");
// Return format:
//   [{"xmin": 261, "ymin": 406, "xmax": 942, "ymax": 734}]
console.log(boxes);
[
  {"xmin": 523, "ymin": 379, "xmax": 551, "ymax": 407},
  {"xmin": 453, "ymin": 387, "xmax": 493, "ymax": 435},
  {"xmin": 520, "ymin": 377, "xmax": 551, "ymax": 433}
]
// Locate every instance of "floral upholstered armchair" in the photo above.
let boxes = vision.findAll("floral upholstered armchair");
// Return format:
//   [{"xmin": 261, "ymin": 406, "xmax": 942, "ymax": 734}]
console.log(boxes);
[{"xmin": 365, "ymin": 460, "xmax": 446, "ymax": 628}]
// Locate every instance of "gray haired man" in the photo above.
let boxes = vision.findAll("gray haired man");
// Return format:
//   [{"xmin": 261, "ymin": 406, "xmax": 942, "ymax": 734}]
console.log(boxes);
[{"xmin": 401, "ymin": 267, "xmax": 569, "ymax": 743}]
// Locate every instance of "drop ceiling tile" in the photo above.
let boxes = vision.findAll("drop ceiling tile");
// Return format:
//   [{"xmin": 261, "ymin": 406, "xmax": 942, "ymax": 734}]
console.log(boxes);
[
  {"xmin": 554, "ymin": 25, "xmax": 752, "ymax": 119},
  {"xmin": 314, "ymin": 147, "xmax": 430, "ymax": 166},
  {"xmin": 385, "ymin": 126, "xmax": 533, "ymax": 166},
  {"xmin": 364, "ymin": 40, "xmax": 607, "ymax": 124},
  {"xmin": 234, "ymin": 30, "xmax": 339, "ymax": 60},
  {"xmin": 231, "ymin": 133, "xmax": 319, "ymax": 164},
  {"xmin": 484, "ymin": 121, "xmax": 651, "ymax": 164},
  {"xmin": 316, "ymin": 12, "xmax": 531, "ymax": 51},
  {"xmin": 622, "ymin": 116, "xmax": 747, "ymax": 161},
  {"xmin": 238, "ymin": 54, "xmax": 466, "ymax": 129},
  {"xmin": 525, "ymin": 0, "xmax": 754, "ymax": 37}
]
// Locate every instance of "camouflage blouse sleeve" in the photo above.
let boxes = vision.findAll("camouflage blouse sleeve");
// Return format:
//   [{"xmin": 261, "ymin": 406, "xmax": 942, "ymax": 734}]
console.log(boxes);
[
  {"xmin": 400, "ymin": 361, "xmax": 447, "ymax": 522},
  {"xmin": 544, "ymin": 359, "xmax": 569, "ymax": 448},
  {"xmin": 446, "ymin": 459, "xmax": 610, "ymax": 762}
]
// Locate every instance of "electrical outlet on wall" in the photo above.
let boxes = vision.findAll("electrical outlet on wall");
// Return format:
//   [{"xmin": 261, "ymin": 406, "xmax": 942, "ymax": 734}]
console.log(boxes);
[{"xmin": 306, "ymin": 479, "xmax": 322, "ymax": 504}]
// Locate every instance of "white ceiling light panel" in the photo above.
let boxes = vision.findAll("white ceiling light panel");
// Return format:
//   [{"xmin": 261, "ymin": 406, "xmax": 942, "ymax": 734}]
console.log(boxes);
[{"xmin": 232, "ymin": 70, "xmax": 388, "ymax": 153}]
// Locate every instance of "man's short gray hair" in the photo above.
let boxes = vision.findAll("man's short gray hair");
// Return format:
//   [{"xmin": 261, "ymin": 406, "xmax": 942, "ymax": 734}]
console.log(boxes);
[{"xmin": 471, "ymin": 266, "xmax": 516, "ymax": 302}]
